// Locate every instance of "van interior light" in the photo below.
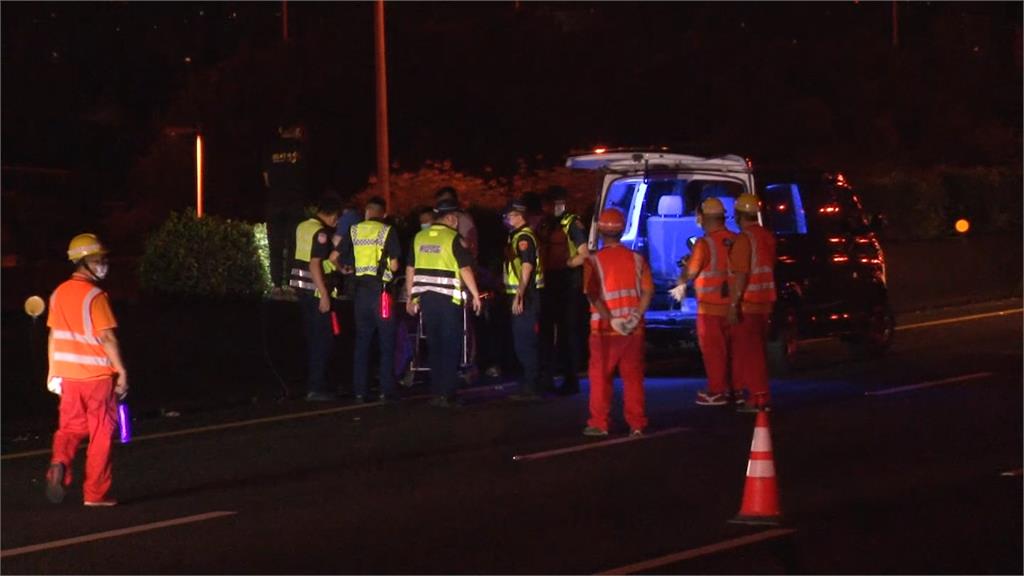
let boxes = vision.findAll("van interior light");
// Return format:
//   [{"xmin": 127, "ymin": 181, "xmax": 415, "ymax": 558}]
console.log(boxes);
[{"xmin": 593, "ymin": 147, "xmax": 607, "ymax": 154}]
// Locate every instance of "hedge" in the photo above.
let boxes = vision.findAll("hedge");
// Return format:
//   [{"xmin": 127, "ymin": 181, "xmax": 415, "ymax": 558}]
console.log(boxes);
[{"xmin": 139, "ymin": 210, "xmax": 270, "ymax": 298}]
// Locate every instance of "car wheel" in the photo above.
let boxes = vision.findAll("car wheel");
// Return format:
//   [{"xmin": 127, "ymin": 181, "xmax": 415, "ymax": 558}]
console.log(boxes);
[
  {"xmin": 767, "ymin": 310, "xmax": 798, "ymax": 377},
  {"xmin": 847, "ymin": 302, "xmax": 895, "ymax": 359}
]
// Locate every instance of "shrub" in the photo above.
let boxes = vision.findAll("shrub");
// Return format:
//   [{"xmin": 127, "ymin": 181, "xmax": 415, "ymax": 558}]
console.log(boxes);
[{"xmin": 139, "ymin": 211, "xmax": 270, "ymax": 298}]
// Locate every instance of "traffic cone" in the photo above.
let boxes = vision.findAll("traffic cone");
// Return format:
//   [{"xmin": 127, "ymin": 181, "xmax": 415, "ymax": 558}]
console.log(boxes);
[{"xmin": 730, "ymin": 410, "xmax": 782, "ymax": 525}]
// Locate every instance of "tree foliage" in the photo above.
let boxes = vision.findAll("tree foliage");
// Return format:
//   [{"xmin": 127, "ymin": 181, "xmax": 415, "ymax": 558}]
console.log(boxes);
[{"xmin": 139, "ymin": 211, "xmax": 269, "ymax": 298}]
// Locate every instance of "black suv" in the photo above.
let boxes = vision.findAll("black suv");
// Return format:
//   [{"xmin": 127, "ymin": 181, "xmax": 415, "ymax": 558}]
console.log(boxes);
[{"xmin": 757, "ymin": 171, "xmax": 894, "ymax": 371}]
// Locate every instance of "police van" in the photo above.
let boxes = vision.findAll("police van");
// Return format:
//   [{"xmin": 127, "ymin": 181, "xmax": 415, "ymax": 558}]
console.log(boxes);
[{"xmin": 567, "ymin": 149, "xmax": 893, "ymax": 371}]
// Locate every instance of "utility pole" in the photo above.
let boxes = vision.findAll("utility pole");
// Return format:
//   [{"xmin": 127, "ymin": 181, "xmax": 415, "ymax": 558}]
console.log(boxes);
[
  {"xmin": 891, "ymin": 0, "xmax": 899, "ymax": 48},
  {"xmin": 282, "ymin": 0, "xmax": 289, "ymax": 42},
  {"xmin": 374, "ymin": 0, "xmax": 391, "ymax": 209}
]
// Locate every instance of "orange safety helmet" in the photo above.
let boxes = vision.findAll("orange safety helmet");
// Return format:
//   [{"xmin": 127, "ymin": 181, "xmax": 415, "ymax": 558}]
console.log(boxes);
[
  {"xmin": 734, "ymin": 193, "xmax": 760, "ymax": 215},
  {"xmin": 699, "ymin": 197, "xmax": 725, "ymax": 215},
  {"xmin": 597, "ymin": 208, "xmax": 626, "ymax": 234},
  {"xmin": 67, "ymin": 233, "xmax": 108, "ymax": 262}
]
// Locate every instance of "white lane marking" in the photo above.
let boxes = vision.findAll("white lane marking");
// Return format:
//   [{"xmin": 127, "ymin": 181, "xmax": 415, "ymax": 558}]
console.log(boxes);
[
  {"xmin": 596, "ymin": 528, "xmax": 797, "ymax": 575},
  {"xmin": 1000, "ymin": 468, "xmax": 1023, "ymax": 477},
  {"xmin": 513, "ymin": 427, "xmax": 688, "ymax": 462},
  {"xmin": 1, "ymin": 381, "xmax": 526, "ymax": 461},
  {"xmin": 896, "ymin": 308, "xmax": 1022, "ymax": 332},
  {"xmin": 0, "ymin": 511, "xmax": 237, "ymax": 558},
  {"xmin": 864, "ymin": 372, "xmax": 993, "ymax": 396}
]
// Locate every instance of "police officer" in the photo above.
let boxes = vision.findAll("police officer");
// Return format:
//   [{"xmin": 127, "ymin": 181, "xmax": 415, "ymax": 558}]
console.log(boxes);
[
  {"xmin": 539, "ymin": 186, "xmax": 590, "ymax": 395},
  {"xmin": 503, "ymin": 198, "xmax": 545, "ymax": 401},
  {"xmin": 289, "ymin": 194, "xmax": 342, "ymax": 402},
  {"xmin": 405, "ymin": 199, "xmax": 482, "ymax": 408},
  {"xmin": 346, "ymin": 196, "xmax": 401, "ymax": 403}
]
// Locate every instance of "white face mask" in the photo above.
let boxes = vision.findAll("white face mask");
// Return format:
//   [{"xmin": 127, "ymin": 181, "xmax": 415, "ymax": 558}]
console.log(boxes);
[
  {"xmin": 553, "ymin": 202, "xmax": 566, "ymax": 217},
  {"xmin": 91, "ymin": 262, "xmax": 109, "ymax": 280},
  {"xmin": 420, "ymin": 222, "xmax": 431, "ymax": 230}
]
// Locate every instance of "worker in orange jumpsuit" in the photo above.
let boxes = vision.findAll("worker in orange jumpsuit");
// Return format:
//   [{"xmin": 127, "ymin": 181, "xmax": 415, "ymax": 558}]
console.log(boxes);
[
  {"xmin": 728, "ymin": 193, "xmax": 777, "ymax": 411},
  {"xmin": 582, "ymin": 208, "xmax": 654, "ymax": 437},
  {"xmin": 45, "ymin": 234, "xmax": 128, "ymax": 507},
  {"xmin": 672, "ymin": 197, "xmax": 738, "ymax": 406}
]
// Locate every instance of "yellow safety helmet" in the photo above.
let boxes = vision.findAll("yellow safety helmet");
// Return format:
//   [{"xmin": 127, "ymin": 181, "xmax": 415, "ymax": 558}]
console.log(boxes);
[
  {"xmin": 734, "ymin": 193, "xmax": 760, "ymax": 215},
  {"xmin": 699, "ymin": 197, "xmax": 725, "ymax": 215},
  {"xmin": 67, "ymin": 233, "xmax": 108, "ymax": 262}
]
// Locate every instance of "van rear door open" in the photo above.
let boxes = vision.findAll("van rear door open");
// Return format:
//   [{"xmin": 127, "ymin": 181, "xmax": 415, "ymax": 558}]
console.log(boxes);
[{"xmin": 567, "ymin": 151, "xmax": 757, "ymax": 331}]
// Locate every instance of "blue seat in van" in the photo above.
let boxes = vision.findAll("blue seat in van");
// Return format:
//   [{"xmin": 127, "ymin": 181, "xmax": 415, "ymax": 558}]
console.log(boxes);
[{"xmin": 646, "ymin": 196, "xmax": 700, "ymax": 287}]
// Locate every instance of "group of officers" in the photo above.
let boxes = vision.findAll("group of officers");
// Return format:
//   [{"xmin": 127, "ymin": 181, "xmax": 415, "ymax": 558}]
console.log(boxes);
[
  {"xmin": 288, "ymin": 185, "xmax": 777, "ymax": 433},
  {"xmin": 288, "ymin": 186, "xmax": 592, "ymax": 408},
  {"xmin": 40, "ymin": 187, "xmax": 775, "ymax": 505}
]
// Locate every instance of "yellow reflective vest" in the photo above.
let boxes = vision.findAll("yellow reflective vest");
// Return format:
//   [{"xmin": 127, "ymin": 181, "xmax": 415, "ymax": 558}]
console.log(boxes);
[
  {"xmin": 351, "ymin": 219, "xmax": 394, "ymax": 284},
  {"xmin": 411, "ymin": 224, "xmax": 463, "ymax": 305},
  {"xmin": 505, "ymin": 226, "xmax": 545, "ymax": 294},
  {"xmin": 290, "ymin": 217, "xmax": 337, "ymax": 297}
]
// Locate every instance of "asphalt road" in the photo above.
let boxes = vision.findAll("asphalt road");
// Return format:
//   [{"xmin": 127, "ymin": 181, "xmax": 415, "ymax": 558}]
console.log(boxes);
[{"xmin": 2, "ymin": 300, "xmax": 1021, "ymax": 574}]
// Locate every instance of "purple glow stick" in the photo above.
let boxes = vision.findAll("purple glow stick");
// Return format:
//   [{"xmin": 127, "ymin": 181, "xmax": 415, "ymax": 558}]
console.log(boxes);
[{"xmin": 117, "ymin": 402, "xmax": 131, "ymax": 444}]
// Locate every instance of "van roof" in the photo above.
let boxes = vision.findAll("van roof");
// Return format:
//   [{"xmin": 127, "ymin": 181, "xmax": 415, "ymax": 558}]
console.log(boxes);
[{"xmin": 566, "ymin": 151, "xmax": 751, "ymax": 174}]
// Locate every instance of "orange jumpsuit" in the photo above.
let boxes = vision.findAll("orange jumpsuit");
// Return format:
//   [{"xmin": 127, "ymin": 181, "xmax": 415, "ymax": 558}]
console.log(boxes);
[
  {"xmin": 584, "ymin": 245, "xmax": 653, "ymax": 432},
  {"xmin": 47, "ymin": 275, "xmax": 119, "ymax": 502}
]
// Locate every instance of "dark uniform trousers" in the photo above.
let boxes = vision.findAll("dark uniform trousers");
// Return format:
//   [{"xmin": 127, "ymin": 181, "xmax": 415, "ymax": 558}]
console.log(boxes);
[
  {"xmin": 512, "ymin": 291, "xmax": 541, "ymax": 395},
  {"xmin": 541, "ymin": 268, "xmax": 585, "ymax": 389},
  {"xmin": 353, "ymin": 282, "xmax": 397, "ymax": 399},
  {"xmin": 299, "ymin": 293, "xmax": 334, "ymax": 395},
  {"xmin": 420, "ymin": 292, "xmax": 464, "ymax": 400}
]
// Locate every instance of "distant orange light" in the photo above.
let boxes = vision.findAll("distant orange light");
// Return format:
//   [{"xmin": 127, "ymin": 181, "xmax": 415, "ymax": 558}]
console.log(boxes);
[
  {"xmin": 775, "ymin": 203, "xmax": 787, "ymax": 211},
  {"xmin": 593, "ymin": 147, "xmax": 607, "ymax": 154},
  {"xmin": 746, "ymin": 157, "xmax": 753, "ymax": 169},
  {"xmin": 196, "ymin": 134, "xmax": 204, "ymax": 218},
  {"xmin": 955, "ymin": 218, "xmax": 970, "ymax": 234},
  {"xmin": 828, "ymin": 236, "xmax": 844, "ymax": 243},
  {"xmin": 831, "ymin": 254, "xmax": 849, "ymax": 263},
  {"xmin": 819, "ymin": 204, "xmax": 841, "ymax": 214}
]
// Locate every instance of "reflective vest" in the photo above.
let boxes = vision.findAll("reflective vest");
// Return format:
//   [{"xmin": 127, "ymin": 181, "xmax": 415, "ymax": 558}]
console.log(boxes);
[
  {"xmin": 290, "ymin": 217, "xmax": 337, "ymax": 297},
  {"xmin": 505, "ymin": 226, "xmax": 545, "ymax": 294},
  {"xmin": 589, "ymin": 245, "xmax": 645, "ymax": 332},
  {"xmin": 411, "ymin": 224, "xmax": 463, "ymax": 304},
  {"xmin": 48, "ymin": 277, "xmax": 116, "ymax": 380},
  {"xmin": 694, "ymin": 228, "xmax": 735, "ymax": 305},
  {"xmin": 740, "ymin": 225, "xmax": 777, "ymax": 304},
  {"xmin": 560, "ymin": 213, "xmax": 582, "ymax": 260},
  {"xmin": 351, "ymin": 219, "xmax": 394, "ymax": 283}
]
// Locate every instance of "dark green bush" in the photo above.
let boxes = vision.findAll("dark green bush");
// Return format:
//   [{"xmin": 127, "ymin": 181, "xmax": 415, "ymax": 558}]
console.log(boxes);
[
  {"xmin": 139, "ymin": 211, "xmax": 270, "ymax": 298},
  {"xmin": 858, "ymin": 165, "xmax": 1022, "ymax": 241}
]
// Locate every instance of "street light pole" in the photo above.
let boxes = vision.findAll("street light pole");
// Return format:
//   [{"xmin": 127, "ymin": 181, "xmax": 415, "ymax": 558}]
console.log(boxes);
[
  {"xmin": 374, "ymin": 0, "xmax": 391, "ymax": 210},
  {"xmin": 282, "ymin": 0, "xmax": 289, "ymax": 43},
  {"xmin": 891, "ymin": 0, "xmax": 899, "ymax": 48},
  {"xmin": 196, "ymin": 133, "xmax": 204, "ymax": 218}
]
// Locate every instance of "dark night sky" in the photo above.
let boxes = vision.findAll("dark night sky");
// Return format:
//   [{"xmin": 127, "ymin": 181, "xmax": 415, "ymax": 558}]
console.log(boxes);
[{"xmin": 2, "ymin": 2, "xmax": 1021, "ymax": 203}]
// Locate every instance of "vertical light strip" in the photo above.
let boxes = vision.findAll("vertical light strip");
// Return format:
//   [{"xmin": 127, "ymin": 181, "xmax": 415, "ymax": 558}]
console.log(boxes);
[{"xmin": 196, "ymin": 133, "xmax": 204, "ymax": 218}]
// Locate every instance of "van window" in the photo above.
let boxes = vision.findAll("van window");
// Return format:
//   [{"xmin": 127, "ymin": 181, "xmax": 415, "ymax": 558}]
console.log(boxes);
[{"xmin": 761, "ymin": 182, "xmax": 808, "ymax": 235}]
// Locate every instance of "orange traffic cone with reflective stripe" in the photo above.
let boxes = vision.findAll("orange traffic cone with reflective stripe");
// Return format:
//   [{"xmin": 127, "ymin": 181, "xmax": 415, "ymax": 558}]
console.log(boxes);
[{"xmin": 730, "ymin": 410, "xmax": 782, "ymax": 525}]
